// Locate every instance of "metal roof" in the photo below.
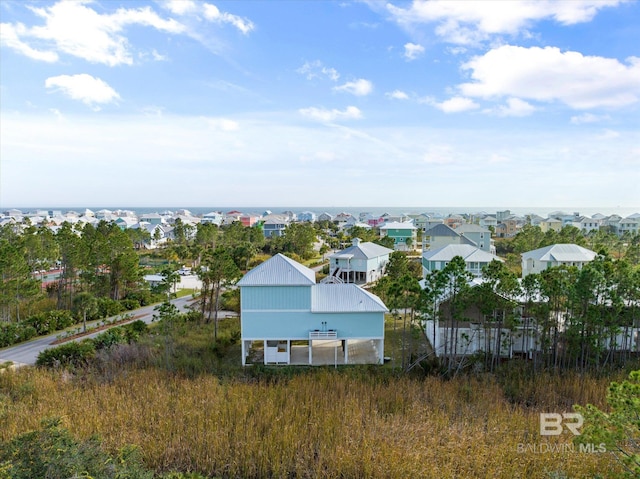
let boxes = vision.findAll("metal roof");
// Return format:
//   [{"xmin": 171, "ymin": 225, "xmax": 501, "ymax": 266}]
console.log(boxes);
[
  {"xmin": 424, "ymin": 223, "xmax": 459, "ymax": 237},
  {"xmin": 521, "ymin": 244, "xmax": 597, "ymax": 262},
  {"xmin": 422, "ymin": 244, "xmax": 504, "ymax": 263},
  {"xmin": 330, "ymin": 241, "xmax": 393, "ymax": 260},
  {"xmin": 380, "ymin": 221, "xmax": 416, "ymax": 230},
  {"xmin": 456, "ymin": 224, "xmax": 490, "ymax": 234},
  {"xmin": 237, "ymin": 253, "xmax": 316, "ymax": 286},
  {"xmin": 312, "ymin": 284, "xmax": 388, "ymax": 313}
]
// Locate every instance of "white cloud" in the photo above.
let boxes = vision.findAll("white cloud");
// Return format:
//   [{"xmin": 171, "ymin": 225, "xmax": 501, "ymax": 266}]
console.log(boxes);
[
  {"xmin": 203, "ymin": 4, "xmax": 254, "ymax": 34},
  {"xmin": 489, "ymin": 153, "xmax": 510, "ymax": 164},
  {"xmin": 45, "ymin": 74, "xmax": 120, "ymax": 108},
  {"xmin": 0, "ymin": 22, "xmax": 58, "ymax": 62},
  {"xmin": 3, "ymin": 1, "xmax": 185, "ymax": 66},
  {"xmin": 205, "ymin": 118, "xmax": 240, "ymax": 131},
  {"xmin": 299, "ymin": 106, "xmax": 363, "ymax": 122},
  {"xmin": 423, "ymin": 145, "xmax": 455, "ymax": 164},
  {"xmin": 597, "ymin": 129, "xmax": 620, "ymax": 140},
  {"xmin": 459, "ymin": 46, "xmax": 640, "ymax": 109},
  {"xmin": 297, "ymin": 60, "xmax": 340, "ymax": 81},
  {"xmin": 386, "ymin": 90, "xmax": 409, "ymax": 100},
  {"xmin": 404, "ymin": 42, "xmax": 424, "ymax": 61},
  {"xmin": 333, "ymin": 79, "xmax": 373, "ymax": 96},
  {"xmin": 387, "ymin": 0, "xmax": 624, "ymax": 45},
  {"xmin": 570, "ymin": 113, "xmax": 610, "ymax": 124},
  {"xmin": 2, "ymin": 111, "xmax": 639, "ymax": 207},
  {"xmin": 300, "ymin": 151, "xmax": 338, "ymax": 163},
  {"xmin": 434, "ymin": 96, "xmax": 479, "ymax": 113},
  {"xmin": 495, "ymin": 97, "xmax": 536, "ymax": 117},
  {"xmin": 164, "ymin": 0, "xmax": 199, "ymax": 16}
]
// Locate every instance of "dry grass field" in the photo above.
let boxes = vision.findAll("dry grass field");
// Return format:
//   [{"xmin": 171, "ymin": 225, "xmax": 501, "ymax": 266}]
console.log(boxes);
[{"xmin": 0, "ymin": 317, "xmax": 629, "ymax": 478}]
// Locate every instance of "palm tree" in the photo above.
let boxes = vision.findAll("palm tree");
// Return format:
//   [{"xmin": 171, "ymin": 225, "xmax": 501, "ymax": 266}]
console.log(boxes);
[{"xmin": 73, "ymin": 292, "xmax": 97, "ymax": 333}]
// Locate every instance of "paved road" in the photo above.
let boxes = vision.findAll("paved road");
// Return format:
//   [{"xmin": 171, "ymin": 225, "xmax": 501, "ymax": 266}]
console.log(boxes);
[{"xmin": 0, "ymin": 295, "xmax": 228, "ymax": 367}]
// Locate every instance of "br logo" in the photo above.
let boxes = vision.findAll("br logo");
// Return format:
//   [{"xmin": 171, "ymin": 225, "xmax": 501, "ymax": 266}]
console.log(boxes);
[{"xmin": 540, "ymin": 413, "xmax": 584, "ymax": 436}]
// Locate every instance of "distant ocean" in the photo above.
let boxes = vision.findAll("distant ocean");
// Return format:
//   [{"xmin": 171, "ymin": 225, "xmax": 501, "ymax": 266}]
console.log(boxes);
[{"xmin": 7, "ymin": 206, "xmax": 640, "ymax": 218}]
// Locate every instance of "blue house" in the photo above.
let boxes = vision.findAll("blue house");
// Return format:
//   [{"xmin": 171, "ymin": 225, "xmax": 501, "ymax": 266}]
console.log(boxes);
[
  {"xmin": 238, "ymin": 254, "xmax": 387, "ymax": 366},
  {"xmin": 262, "ymin": 216, "xmax": 289, "ymax": 238}
]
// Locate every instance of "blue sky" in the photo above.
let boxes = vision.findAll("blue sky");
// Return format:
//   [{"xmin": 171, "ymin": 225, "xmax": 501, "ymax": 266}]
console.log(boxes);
[{"xmin": 1, "ymin": 0, "xmax": 639, "ymax": 209}]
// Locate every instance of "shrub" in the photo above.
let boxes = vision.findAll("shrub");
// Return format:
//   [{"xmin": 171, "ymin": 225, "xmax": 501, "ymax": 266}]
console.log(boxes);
[
  {"xmin": 15, "ymin": 325, "xmax": 37, "ymax": 343},
  {"xmin": 182, "ymin": 311, "xmax": 202, "ymax": 322},
  {"xmin": 25, "ymin": 310, "xmax": 76, "ymax": 335},
  {"xmin": 0, "ymin": 417, "xmax": 153, "ymax": 479},
  {"xmin": 122, "ymin": 320, "xmax": 148, "ymax": 343},
  {"xmin": 36, "ymin": 341, "xmax": 96, "ymax": 368},
  {"xmin": 120, "ymin": 298, "xmax": 141, "ymax": 310},
  {"xmin": 125, "ymin": 289, "xmax": 154, "ymax": 306},
  {"xmin": 93, "ymin": 328, "xmax": 125, "ymax": 350},
  {"xmin": 0, "ymin": 323, "xmax": 38, "ymax": 347},
  {"xmin": 96, "ymin": 298, "xmax": 124, "ymax": 318}
]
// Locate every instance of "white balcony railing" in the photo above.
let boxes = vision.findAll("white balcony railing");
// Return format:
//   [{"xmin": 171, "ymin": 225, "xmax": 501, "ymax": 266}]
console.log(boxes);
[{"xmin": 309, "ymin": 330, "xmax": 337, "ymax": 340}]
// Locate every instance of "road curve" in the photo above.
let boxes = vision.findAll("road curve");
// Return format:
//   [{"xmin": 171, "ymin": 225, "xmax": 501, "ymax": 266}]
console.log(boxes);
[{"xmin": 0, "ymin": 296, "xmax": 198, "ymax": 367}]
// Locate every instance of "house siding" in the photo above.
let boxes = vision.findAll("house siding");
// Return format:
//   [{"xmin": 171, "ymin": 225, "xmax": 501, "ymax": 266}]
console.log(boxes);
[
  {"xmin": 242, "ymin": 311, "xmax": 384, "ymax": 339},
  {"xmin": 241, "ymin": 286, "xmax": 311, "ymax": 310}
]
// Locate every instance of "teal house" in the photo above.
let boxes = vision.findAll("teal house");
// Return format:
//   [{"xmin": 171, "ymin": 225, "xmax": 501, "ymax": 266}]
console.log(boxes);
[
  {"xmin": 238, "ymin": 254, "xmax": 387, "ymax": 366},
  {"xmin": 379, "ymin": 221, "xmax": 418, "ymax": 251}
]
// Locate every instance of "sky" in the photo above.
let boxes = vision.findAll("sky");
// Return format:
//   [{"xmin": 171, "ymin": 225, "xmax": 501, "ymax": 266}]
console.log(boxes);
[{"xmin": 1, "ymin": 0, "xmax": 639, "ymax": 210}]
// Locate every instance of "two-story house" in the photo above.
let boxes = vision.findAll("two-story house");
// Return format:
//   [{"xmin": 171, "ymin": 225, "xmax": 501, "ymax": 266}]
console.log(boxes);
[
  {"xmin": 379, "ymin": 221, "xmax": 417, "ymax": 251},
  {"xmin": 327, "ymin": 238, "xmax": 394, "ymax": 284},
  {"xmin": 238, "ymin": 254, "xmax": 387, "ymax": 366},
  {"xmin": 521, "ymin": 244, "xmax": 597, "ymax": 277},
  {"xmin": 422, "ymin": 244, "xmax": 504, "ymax": 278}
]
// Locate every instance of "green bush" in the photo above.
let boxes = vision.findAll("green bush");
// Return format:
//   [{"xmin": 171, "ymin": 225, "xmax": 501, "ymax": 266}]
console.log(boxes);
[
  {"xmin": 93, "ymin": 328, "xmax": 125, "ymax": 350},
  {"xmin": 120, "ymin": 298, "xmax": 141, "ymax": 310},
  {"xmin": 182, "ymin": 311, "xmax": 202, "ymax": 322},
  {"xmin": 123, "ymin": 320, "xmax": 148, "ymax": 341},
  {"xmin": 36, "ymin": 341, "xmax": 96, "ymax": 368},
  {"xmin": 52, "ymin": 310, "xmax": 74, "ymax": 329},
  {"xmin": 24, "ymin": 310, "xmax": 75, "ymax": 335},
  {"xmin": 97, "ymin": 298, "xmax": 124, "ymax": 318},
  {"xmin": 0, "ymin": 323, "xmax": 37, "ymax": 348},
  {"xmin": 15, "ymin": 324, "xmax": 37, "ymax": 343},
  {"xmin": 0, "ymin": 417, "xmax": 153, "ymax": 479}
]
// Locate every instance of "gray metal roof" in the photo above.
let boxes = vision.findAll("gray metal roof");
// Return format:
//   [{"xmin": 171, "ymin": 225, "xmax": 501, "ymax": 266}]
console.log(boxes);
[
  {"xmin": 521, "ymin": 244, "xmax": 597, "ymax": 262},
  {"xmin": 456, "ymin": 224, "xmax": 490, "ymax": 234},
  {"xmin": 422, "ymin": 244, "xmax": 504, "ymax": 263},
  {"xmin": 330, "ymin": 241, "xmax": 393, "ymax": 260},
  {"xmin": 380, "ymin": 221, "xmax": 416, "ymax": 230},
  {"xmin": 312, "ymin": 284, "xmax": 388, "ymax": 313},
  {"xmin": 237, "ymin": 253, "xmax": 316, "ymax": 286},
  {"xmin": 424, "ymin": 223, "xmax": 460, "ymax": 237}
]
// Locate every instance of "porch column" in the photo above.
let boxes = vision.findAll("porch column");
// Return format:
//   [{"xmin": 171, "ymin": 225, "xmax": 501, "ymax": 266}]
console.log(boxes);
[
  {"xmin": 309, "ymin": 340, "xmax": 313, "ymax": 365},
  {"xmin": 263, "ymin": 340, "xmax": 267, "ymax": 365},
  {"xmin": 241, "ymin": 340, "xmax": 246, "ymax": 366},
  {"xmin": 378, "ymin": 339, "xmax": 384, "ymax": 364},
  {"xmin": 344, "ymin": 339, "xmax": 349, "ymax": 364},
  {"xmin": 287, "ymin": 340, "xmax": 291, "ymax": 364}
]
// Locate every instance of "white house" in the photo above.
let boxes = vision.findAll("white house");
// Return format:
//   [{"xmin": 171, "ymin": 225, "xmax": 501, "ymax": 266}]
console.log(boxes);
[
  {"xmin": 238, "ymin": 254, "xmax": 387, "ymax": 366},
  {"xmin": 521, "ymin": 243, "xmax": 597, "ymax": 277},
  {"xmin": 326, "ymin": 238, "xmax": 394, "ymax": 284},
  {"xmin": 422, "ymin": 244, "xmax": 504, "ymax": 278}
]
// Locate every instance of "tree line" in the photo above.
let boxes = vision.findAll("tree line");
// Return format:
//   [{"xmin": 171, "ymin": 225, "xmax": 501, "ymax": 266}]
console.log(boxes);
[{"xmin": 373, "ymin": 232, "xmax": 640, "ymax": 374}]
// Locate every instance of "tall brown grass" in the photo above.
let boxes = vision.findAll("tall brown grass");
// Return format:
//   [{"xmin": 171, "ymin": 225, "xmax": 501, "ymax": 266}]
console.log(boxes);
[{"xmin": 0, "ymin": 365, "xmax": 621, "ymax": 478}]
